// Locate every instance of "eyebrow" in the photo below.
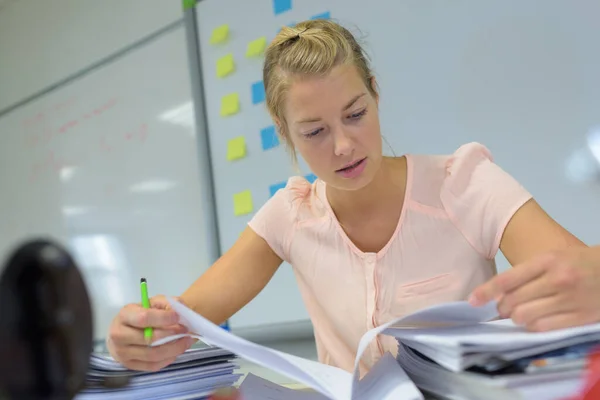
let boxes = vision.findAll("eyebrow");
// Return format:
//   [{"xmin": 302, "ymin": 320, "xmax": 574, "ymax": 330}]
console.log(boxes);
[{"xmin": 295, "ymin": 93, "xmax": 367, "ymax": 124}]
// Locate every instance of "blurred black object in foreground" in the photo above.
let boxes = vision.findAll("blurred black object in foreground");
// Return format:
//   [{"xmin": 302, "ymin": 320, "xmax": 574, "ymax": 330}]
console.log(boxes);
[{"xmin": 0, "ymin": 238, "xmax": 93, "ymax": 400}]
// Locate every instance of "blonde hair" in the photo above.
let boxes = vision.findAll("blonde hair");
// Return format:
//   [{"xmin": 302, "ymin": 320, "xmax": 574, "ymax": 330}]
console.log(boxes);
[{"xmin": 263, "ymin": 19, "xmax": 377, "ymax": 164}]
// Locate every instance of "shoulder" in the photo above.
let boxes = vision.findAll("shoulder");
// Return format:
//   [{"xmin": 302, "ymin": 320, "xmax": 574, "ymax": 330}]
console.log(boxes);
[
  {"xmin": 442, "ymin": 142, "xmax": 497, "ymax": 194},
  {"xmin": 408, "ymin": 142, "xmax": 495, "ymax": 208},
  {"xmin": 255, "ymin": 175, "xmax": 327, "ymax": 225}
]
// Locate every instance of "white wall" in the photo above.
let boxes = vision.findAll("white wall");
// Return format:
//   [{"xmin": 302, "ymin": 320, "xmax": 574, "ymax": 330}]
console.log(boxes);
[{"xmin": 0, "ymin": 0, "xmax": 183, "ymax": 112}]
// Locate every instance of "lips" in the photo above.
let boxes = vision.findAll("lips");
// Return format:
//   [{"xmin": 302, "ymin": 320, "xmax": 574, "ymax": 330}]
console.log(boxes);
[{"xmin": 337, "ymin": 158, "xmax": 366, "ymax": 172}]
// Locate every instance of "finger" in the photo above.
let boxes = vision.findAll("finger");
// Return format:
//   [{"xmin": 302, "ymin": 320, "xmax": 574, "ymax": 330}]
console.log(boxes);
[
  {"xmin": 497, "ymin": 275, "xmax": 557, "ymax": 317},
  {"xmin": 508, "ymin": 295, "xmax": 574, "ymax": 327},
  {"xmin": 125, "ymin": 337, "xmax": 193, "ymax": 363},
  {"xmin": 110, "ymin": 323, "xmax": 188, "ymax": 346},
  {"xmin": 210, "ymin": 387, "xmax": 240, "ymax": 400},
  {"xmin": 120, "ymin": 304, "xmax": 180, "ymax": 329},
  {"xmin": 150, "ymin": 295, "xmax": 180, "ymax": 309},
  {"xmin": 124, "ymin": 354, "xmax": 179, "ymax": 372},
  {"xmin": 526, "ymin": 311, "xmax": 596, "ymax": 333},
  {"xmin": 469, "ymin": 261, "xmax": 546, "ymax": 306}
]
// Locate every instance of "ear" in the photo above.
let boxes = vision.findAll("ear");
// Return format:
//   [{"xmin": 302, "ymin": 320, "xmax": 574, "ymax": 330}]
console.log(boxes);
[
  {"xmin": 273, "ymin": 117, "xmax": 286, "ymax": 140},
  {"xmin": 370, "ymin": 76, "xmax": 379, "ymax": 106}
]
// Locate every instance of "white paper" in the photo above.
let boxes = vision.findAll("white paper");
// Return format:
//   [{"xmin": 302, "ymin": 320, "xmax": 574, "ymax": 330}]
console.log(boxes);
[
  {"xmin": 354, "ymin": 352, "xmax": 423, "ymax": 400},
  {"xmin": 350, "ymin": 300, "xmax": 498, "ymax": 396},
  {"xmin": 385, "ymin": 318, "xmax": 600, "ymax": 349},
  {"xmin": 239, "ymin": 373, "xmax": 329, "ymax": 400},
  {"xmin": 160, "ymin": 299, "xmax": 499, "ymax": 400},
  {"xmin": 166, "ymin": 298, "xmax": 351, "ymax": 400}
]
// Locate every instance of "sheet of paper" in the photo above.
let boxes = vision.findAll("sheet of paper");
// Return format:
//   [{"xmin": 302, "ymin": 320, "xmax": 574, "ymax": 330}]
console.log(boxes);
[
  {"xmin": 354, "ymin": 352, "xmax": 423, "ymax": 400},
  {"xmin": 239, "ymin": 373, "xmax": 329, "ymax": 400},
  {"xmin": 167, "ymin": 298, "xmax": 351, "ymax": 400},
  {"xmin": 233, "ymin": 190, "xmax": 253, "ymax": 216},
  {"xmin": 387, "ymin": 318, "xmax": 600, "ymax": 349},
  {"xmin": 350, "ymin": 301, "xmax": 498, "ymax": 396}
]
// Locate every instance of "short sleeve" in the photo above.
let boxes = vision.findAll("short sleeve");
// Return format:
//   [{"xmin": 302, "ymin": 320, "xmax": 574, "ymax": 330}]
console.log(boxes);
[
  {"xmin": 247, "ymin": 177, "xmax": 308, "ymax": 262},
  {"xmin": 440, "ymin": 142, "xmax": 533, "ymax": 259}
]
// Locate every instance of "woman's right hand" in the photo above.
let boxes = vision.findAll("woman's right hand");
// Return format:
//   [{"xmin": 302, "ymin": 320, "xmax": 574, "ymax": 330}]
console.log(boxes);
[{"xmin": 106, "ymin": 295, "xmax": 194, "ymax": 371}]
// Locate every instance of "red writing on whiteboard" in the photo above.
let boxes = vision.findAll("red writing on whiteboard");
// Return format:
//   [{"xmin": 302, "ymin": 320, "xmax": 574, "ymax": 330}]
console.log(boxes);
[
  {"xmin": 29, "ymin": 151, "xmax": 74, "ymax": 183},
  {"xmin": 29, "ymin": 122, "xmax": 149, "ymax": 183},
  {"xmin": 24, "ymin": 97, "xmax": 118, "ymax": 147},
  {"xmin": 21, "ymin": 97, "xmax": 77, "ymax": 129}
]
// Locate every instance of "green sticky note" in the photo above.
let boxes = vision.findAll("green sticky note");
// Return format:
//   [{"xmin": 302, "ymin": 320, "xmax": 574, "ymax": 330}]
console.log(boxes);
[
  {"xmin": 182, "ymin": 0, "xmax": 196, "ymax": 9},
  {"xmin": 210, "ymin": 24, "xmax": 230, "ymax": 45},
  {"xmin": 220, "ymin": 93, "xmax": 240, "ymax": 116},
  {"xmin": 233, "ymin": 190, "xmax": 253, "ymax": 216},
  {"xmin": 216, "ymin": 53, "xmax": 235, "ymax": 78},
  {"xmin": 246, "ymin": 36, "xmax": 267, "ymax": 57},
  {"xmin": 227, "ymin": 136, "xmax": 246, "ymax": 161}
]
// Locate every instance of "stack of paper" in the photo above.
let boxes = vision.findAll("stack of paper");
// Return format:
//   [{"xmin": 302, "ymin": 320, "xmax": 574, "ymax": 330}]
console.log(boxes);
[
  {"xmin": 76, "ymin": 347, "xmax": 242, "ymax": 400},
  {"xmin": 385, "ymin": 318, "xmax": 600, "ymax": 399},
  {"xmin": 153, "ymin": 299, "xmax": 598, "ymax": 399}
]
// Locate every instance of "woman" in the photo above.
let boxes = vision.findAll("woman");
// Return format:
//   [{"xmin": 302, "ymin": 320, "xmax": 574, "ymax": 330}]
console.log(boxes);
[{"xmin": 106, "ymin": 19, "xmax": 596, "ymax": 376}]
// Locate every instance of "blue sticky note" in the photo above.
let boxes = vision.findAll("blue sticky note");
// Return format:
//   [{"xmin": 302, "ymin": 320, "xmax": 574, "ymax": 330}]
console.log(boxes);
[
  {"xmin": 311, "ymin": 11, "xmax": 331, "ymax": 20},
  {"xmin": 251, "ymin": 81, "xmax": 265, "ymax": 104},
  {"xmin": 273, "ymin": 0, "xmax": 292, "ymax": 15},
  {"xmin": 260, "ymin": 125, "xmax": 279, "ymax": 150},
  {"xmin": 305, "ymin": 173, "xmax": 317, "ymax": 183},
  {"xmin": 269, "ymin": 181, "xmax": 287, "ymax": 197}
]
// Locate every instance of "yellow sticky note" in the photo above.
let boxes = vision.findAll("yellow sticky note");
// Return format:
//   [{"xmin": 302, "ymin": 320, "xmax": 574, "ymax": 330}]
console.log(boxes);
[
  {"xmin": 220, "ymin": 93, "xmax": 240, "ymax": 116},
  {"xmin": 233, "ymin": 190, "xmax": 253, "ymax": 216},
  {"xmin": 216, "ymin": 53, "xmax": 235, "ymax": 78},
  {"xmin": 246, "ymin": 36, "xmax": 267, "ymax": 58},
  {"xmin": 227, "ymin": 136, "xmax": 246, "ymax": 161},
  {"xmin": 210, "ymin": 24, "xmax": 230, "ymax": 44}
]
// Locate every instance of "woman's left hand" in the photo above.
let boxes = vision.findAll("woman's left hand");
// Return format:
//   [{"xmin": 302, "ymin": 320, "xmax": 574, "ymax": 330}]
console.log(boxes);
[{"xmin": 469, "ymin": 246, "xmax": 600, "ymax": 332}]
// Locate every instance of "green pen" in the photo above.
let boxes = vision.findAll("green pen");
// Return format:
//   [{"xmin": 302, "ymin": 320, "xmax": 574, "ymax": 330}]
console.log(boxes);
[{"xmin": 140, "ymin": 277, "xmax": 153, "ymax": 343}]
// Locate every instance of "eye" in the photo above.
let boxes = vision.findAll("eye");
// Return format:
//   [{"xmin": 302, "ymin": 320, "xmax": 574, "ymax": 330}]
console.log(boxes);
[
  {"xmin": 349, "ymin": 108, "xmax": 367, "ymax": 120},
  {"xmin": 304, "ymin": 128, "xmax": 323, "ymax": 138}
]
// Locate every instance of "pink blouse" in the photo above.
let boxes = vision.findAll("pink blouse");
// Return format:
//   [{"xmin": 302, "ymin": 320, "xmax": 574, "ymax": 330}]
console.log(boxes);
[{"xmin": 248, "ymin": 142, "xmax": 532, "ymax": 376}]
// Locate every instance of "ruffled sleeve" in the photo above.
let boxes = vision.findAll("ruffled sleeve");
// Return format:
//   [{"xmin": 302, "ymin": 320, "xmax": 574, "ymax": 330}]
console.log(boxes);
[
  {"xmin": 440, "ymin": 142, "xmax": 533, "ymax": 259},
  {"xmin": 247, "ymin": 176, "xmax": 311, "ymax": 262}
]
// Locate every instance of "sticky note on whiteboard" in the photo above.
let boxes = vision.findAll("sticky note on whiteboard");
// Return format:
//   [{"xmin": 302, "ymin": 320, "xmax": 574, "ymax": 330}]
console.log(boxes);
[
  {"xmin": 305, "ymin": 173, "xmax": 317, "ymax": 183},
  {"xmin": 311, "ymin": 11, "xmax": 331, "ymax": 20},
  {"xmin": 246, "ymin": 36, "xmax": 267, "ymax": 58},
  {"xmin": 269, "ymin": 181, "xmax": 287, "ymax": 197},
  {"xmin": 227, "ymin": 136, "xmax": 246, "ymax": 161},
  {"xmin": 216, "ymin": 53, "xmax": 235, "ymax": 78},
  {"xmin": 220, "ymin": 93, "xmax": 240, "ymax": 116},
  {"xmin": 210, "ymin": 24, "xmax": 230, "ymax": 44},
  {"xmin": 260, "ymin": 125, "xmax": 279, "ymax": 150},
  {"xmin": 233, "ymin": 190, "xmax": 253, "ymax": 216},
  {"xmin": 273, "ymin": 0, "xmax": 292, "ymax": 15},
  {"xmin": 251, "ymin": 81, "xmax": 265, "ymax": 104}
]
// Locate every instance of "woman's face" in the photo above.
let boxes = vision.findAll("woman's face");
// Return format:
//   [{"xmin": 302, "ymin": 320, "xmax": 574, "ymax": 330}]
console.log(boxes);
[{"xmin": 282, "ymin": 64, "xmax": 383, "ymax": 191}]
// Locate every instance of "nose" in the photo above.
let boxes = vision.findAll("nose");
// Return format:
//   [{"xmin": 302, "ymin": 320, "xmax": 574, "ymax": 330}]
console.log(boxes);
[{"xmin": 332, "ymin": 127, "xmax": 353, "ymax": 157}]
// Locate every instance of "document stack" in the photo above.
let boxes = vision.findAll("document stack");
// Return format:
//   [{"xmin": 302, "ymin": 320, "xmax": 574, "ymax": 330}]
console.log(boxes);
[
  {"xmin": 76, "ymin": 346, "xmax": 242, "ymax": 400},
  {"xmin": 387, "ymin": 318, "xmax": 600, "ymax": 400},
  {"xmin": 153, "ymin": 298, "xmax": 600, "ymax": 400}
]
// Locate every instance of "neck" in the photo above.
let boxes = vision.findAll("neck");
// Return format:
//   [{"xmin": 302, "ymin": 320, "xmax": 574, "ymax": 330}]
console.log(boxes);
[{"xmin": 326, "ymin": 156, "xmax": 407, "ymax": 220}]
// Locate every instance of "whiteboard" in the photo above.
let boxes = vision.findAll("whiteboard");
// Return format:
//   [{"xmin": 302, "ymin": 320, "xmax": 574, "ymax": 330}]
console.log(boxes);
[
  {"xmin": 0, "ymin": 22, "xmax": 215, "ymax": 341},
  {"xmin": 0, "ymin": 0, "xmax": 183, "ymax": 111},
  {"xmin": 195, "ymin": 0, "xmax": 600, "ymax": 331}
]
